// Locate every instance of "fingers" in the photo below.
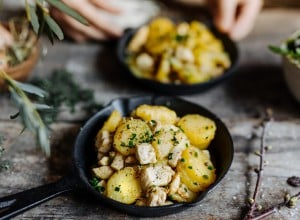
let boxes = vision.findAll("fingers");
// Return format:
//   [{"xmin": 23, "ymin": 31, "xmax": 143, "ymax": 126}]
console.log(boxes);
[
  {"xmin": 213, "ymin": 0, "xmax": 237, "ymax": 33},
  {"xmin": 89, "ymin": 0, "xmax": 122, "ymax": 14},
  {"xmin": 230, "ymin": 0, "xmax": 263, "ymax": 40},
  {"xmin": 51, "ymin": 8, "xmax": 110, "ymax": 42},
  {"xmin": 0, "ymin": 25, "xmax": 13, "ymax": 48},
  {"xmin": 71, "ymin": 2, "xmax": 123, "ymax": 37},
  {"xmin": 50, "ymin": 0, "xmax": 124, "ymax": 42}
]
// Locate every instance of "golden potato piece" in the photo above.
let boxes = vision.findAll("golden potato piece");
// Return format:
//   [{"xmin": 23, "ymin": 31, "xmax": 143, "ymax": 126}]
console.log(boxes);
[
  {"xmin": 134, "ymin": 104, "xmax": 177, "ymax": 125},
  {"xmin": 177, "ymin": 146, "xmax": 216, "ymax": 192},
  {"xmin": 113, "ymin": 118, "xmax": 152, "ymax": 156},
  {"xmin": 100, "ymin": 110, "xmax": 122, "ymax": 133},
  {"xmin": 177, "ymin": 114, "xmax": 216, "ymax": 149},
  {"xmin": 107, "ymin": 167, "xmax": 142, "ymax": 204}
]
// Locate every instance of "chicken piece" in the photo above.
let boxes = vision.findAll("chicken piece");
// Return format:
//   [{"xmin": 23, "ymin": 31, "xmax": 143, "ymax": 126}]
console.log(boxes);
[
  {"xmin": 167, "ymin": 141, "xmax": 188, "ymax": 168},
  {"xmin": 96, "ymin": 130, "xmax": 112, "ymax": 153},
  {"xmin": 92, "ymin": 166, "xmax": 114, "ymax": 180},
  {"xmin": 175, "ymin": 46, "xmax": 194, "ymax": 63},
  {"xmin": 135, "ymin": 198, "xmax": 147, "ymax": 206},
  {"xmin": 99, "ymin": 156, "xmax": 110, "ymax": 166},
  {"xmin": 168, "ymin": 174, "xmax": 180, "ymax": 195},
  {"xmin": 177, "ymin": 183, "xmax": 197, "ymax": 202},
  {"xmin": 136, "ymin": 143, "xmax": 157, "ymax": 165},
  {"xmin": 96, "ymin": 180, "xmax": 107, "ymax": 194},
  {"xmin": 136, "ymin": 53, "xmax": 154, "ymax": 72},
  {"xmin": 140, "ymin": 164, "xmax": 175, "ymax": 189},
  {"xmin": 146, "ymin": 186, "xmax": 168, "ymax": 206},
  {"xmin": 125, "ymin": 155, "xmax": 138, "ymax": 164},
  {"xmin": 110, "ymin": 153, "xmax": 124, "ymax": 171}
]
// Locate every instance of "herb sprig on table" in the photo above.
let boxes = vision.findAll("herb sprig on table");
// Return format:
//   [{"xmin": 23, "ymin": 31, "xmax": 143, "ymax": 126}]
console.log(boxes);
[
  {"xmin": 31, "ymin": 69, "xmax": 102, "ymax": 125},
  {"xmin": 244, "ymin": 109, "xmax": 300, "ymax": 220}
]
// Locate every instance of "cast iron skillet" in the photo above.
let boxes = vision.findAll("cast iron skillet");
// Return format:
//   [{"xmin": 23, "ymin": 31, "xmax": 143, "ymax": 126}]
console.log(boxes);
[
  {"xmin": 0, "ymin": 96, "xmax": 234, "ymax": 219},
  {"xmin": 117, "ymin": 27, "xmax": 239, "ymax": 95}
]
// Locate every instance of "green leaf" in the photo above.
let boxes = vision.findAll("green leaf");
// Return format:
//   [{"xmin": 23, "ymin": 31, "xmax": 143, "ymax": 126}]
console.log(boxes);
[
  {"xmin": 33, "ymin": 103, "xmax": 52, "ymax": 111},
  {"xmin": 26, "ymin": 3, "xmax": 40, "ymax": 34},
  {"xmin": 268, "ymin": 45, "xmax": 288, "ymax": 55},
  {"xmin": 45, "ymin": 0, "xmax": 88, "ymax": 25},
  {"xmin": 44, "ymin": 13, "xmax": 64, "ymax": 40},
  {"xmin": 15, "ymin": 81, "xmax": 47, "ymax": 98}
]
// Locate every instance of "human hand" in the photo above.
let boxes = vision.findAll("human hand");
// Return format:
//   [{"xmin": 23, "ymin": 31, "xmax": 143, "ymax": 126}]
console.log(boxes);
[
  {"xmin": 208, "ymin": 0, "xmax": 263, "ymax": 40},
  {"xmin": 0, "ymin": 24, "xmax": 13, "ymax": 48},
  {"xmin": 50, "ymin": 0, "xmax": 123, "ymax": 42}
]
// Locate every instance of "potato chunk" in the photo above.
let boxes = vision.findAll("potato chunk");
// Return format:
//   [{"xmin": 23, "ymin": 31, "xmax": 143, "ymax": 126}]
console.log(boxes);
[
  {"xmin": 113, "ymin": 118, "xmax": 152, "ymax": 156},
  {"xmin": 100, "ymin": 110, "xmax": 122, "ymax": 133},
  {"xmin": 107, "ymin": 167, "xmax": 142, "ymax": 204},
  {"xmin": 177, "ymin": 146, "xmax": 216, "ymax": 192},
  {"xmin": 134, "ymin": 104, "xmax": 177, "ymax": 125},
  {"xmin": 177, "ymin": 114, "xmax": 216, "ymax": 149}
]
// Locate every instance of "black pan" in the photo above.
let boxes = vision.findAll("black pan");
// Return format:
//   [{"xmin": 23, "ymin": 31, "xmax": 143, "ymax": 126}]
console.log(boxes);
[
  {"xmin": 117, "ymin": 27, "xmax": 239, "ymax": 95},
  {"xmin": 0, "ymin": 96, "xmax": 234, "ymax": 219}
]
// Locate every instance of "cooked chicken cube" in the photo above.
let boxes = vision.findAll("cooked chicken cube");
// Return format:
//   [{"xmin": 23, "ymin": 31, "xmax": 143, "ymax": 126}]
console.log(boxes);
[
  {"xmin": 92, "ymin": 166, "xmax": 114, "ymax": 180},
  {"xmin": 125, "ymin": 155, "xmax": 138, "ymax": 164},
  {"xmin": 136, "ymin": 143, "xmax": 157, "ymax": 165},
  {"xmin": 167, "ymin": 143, "xmax": 187, "ymax": 168},
  {"xmin": 146, "ymin": 186, "xmax": 167, "ymax": 206},
  {"xmin": 175, "ymin": 46, "xmax": 194, "ymax": 63},
  {"xmin": 135, "ymin": 198, "xmax": 147, "ymax": 206},
  {"xmin": 141, "ymin": 164, "xmax": 175, "ymax": 189},
  {"xmin": 168, "ymin": 174, "xmax": 180, "ymax": 195},
  {"xmin": 136, "ymin": 53, "xmax": 154, "ymax": 72},
  {"xmin": 99, "ymin": 156, "xmax": 110, "ymax": 166},
  {"xmin": 96, "ymin": 130, "xmax": 112, "ymax": 153},
  {"xmin": 110, "ymin": 153, "xmax": 124, "ymax": 171}
]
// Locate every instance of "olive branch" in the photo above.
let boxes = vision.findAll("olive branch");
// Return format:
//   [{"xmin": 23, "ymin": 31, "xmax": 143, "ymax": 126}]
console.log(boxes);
[
  {"xmin": 0, "ymin": 70, "xmax": 51, "ymax": 156},
  {"xmin": 24, "ymin": 0, "xmax": 88, "ymax": 43},
  {"xmin": 0, "ymin": 0, "xmax": 90, "ymax": 156}
]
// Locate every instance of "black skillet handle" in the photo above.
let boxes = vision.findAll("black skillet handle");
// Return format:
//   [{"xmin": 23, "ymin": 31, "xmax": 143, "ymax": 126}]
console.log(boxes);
[{"xmin": 0, "ymin": 172, "xmax": 77, "ymax": 220}]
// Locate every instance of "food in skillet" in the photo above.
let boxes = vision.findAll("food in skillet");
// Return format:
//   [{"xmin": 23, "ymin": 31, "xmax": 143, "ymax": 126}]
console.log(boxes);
[
  {"xmin": 90, "ymin": 104, "xmax": 217, "ymax": 206},
  {"xmin": 126, "ymin": 17, "xmax": 231, "ymax": 84}
]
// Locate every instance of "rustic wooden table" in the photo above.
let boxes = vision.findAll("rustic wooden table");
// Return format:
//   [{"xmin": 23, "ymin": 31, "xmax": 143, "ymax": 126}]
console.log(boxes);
[{"xmin": 0, "ymin": 4, "xmax": 300, "ymax": 220}]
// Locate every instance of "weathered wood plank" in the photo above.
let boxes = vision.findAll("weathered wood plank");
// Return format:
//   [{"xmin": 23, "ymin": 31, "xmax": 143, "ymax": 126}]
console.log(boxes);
[
  {"xmin": 0, "ymin": 6, "xmax": 300, "ymax": 220},
  {"xmin": 0, "ymin": 118, "xmax": 299, "ymax": 219}
]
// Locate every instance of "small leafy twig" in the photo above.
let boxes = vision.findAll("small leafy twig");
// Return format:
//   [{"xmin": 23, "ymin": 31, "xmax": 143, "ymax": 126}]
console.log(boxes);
[
  {"xmin": 247, "ymin": 192, "xmax": 300, "ymax": 220},
  {"xmin": 244, "ymin": 109, "xmax": 273, "ymax": 220},
  {"xmin": 244, "ymin": 109, "xmax": 300, "ymax": 220},
  {"xmin": 0, "ymin": 70, "xmax": 51, "ymax": 156}
]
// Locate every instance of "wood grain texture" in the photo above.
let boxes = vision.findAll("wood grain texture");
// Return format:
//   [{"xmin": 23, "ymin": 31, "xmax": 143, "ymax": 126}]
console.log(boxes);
[{"xmin": 0, "ymin": 7, "xmax": 300, "ymax": 220}]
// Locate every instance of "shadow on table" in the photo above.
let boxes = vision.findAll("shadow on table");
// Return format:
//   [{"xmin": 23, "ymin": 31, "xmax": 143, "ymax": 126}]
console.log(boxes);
[
  {"xmin": 47, "ymin": 124, "xmax": 81, "ymax": 181},
  {"xmin": 225, "ymin": 64, "xmax": 300, "ymax": 119},
  {"xmin": 94, "ymin": 43, "xmax": 153, "ymax": 94}
]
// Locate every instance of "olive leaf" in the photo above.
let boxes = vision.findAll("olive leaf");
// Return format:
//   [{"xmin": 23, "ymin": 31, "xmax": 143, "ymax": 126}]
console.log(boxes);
[
  {"xmin": 24, "ymin": 0, "xmax": 89, "ymax": 42},
  {"xmin": 1, "ymin": 71, "xmax": 51, "ymax": 156},
  {"xmin": 25, "ymin": 3, "xmax": 40, "ymax": 34},
  {"xmin": 45, "ymin": 0, "xmax": 88, "ymax": 25},
  {"xmin": 44, "ymin": 13, "xmax": 64, "ymax": 40},
  {"xmin": 15, "ymin": 81, "xmax": 47, "ymax": 98}
]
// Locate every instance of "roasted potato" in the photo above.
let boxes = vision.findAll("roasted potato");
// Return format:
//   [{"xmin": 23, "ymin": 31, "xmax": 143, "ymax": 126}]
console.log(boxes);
[
  {"xmin": 133, "ymin": 104, "xmax": 177, "ymax": 125},
  {"xmin": 107, "ymin": 167, "xmax": 142, "ymax": 204},
  {"xmin": 177, "ymin": 146, "xmax": 216, "ymax": 192},
  {"xmin": 113, "ymin": 118, "xmax": 152, "ymax": 156},
  {"xmin": 177, "ymin": 114, "xmax": 216, "ymax": 149}
]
